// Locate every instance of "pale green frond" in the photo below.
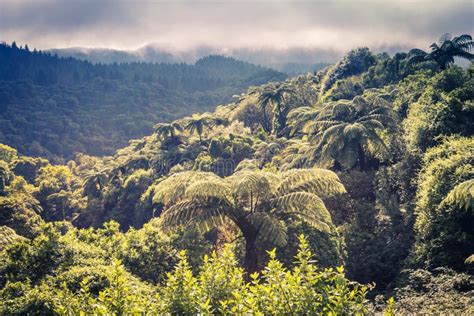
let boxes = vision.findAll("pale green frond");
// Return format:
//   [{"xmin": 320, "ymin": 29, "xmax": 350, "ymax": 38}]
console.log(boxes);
[
  {"xmin": 185, "ymin": 179, "xmax": 231, "ymax": 203},
  {"xmin": 153, "ymin": 171, "xmax": 220, "ymax": 205},
  {"xmin": 365, "ymin": 129, "xmax": 388, "ymax": 154},
  {"xmin": 234, "ymin": 159, "xmax": 259, "ymax": 172},
  {"xmin": 191, "ymin": 213, "xmax": 228, "ymax": 233},
  {"xmin": 357, "ymin": 119, "xmax": 385, "ymax": 130},
  {"xmin": 248, "ymin": 212, "xmax": 288, "ymax": 246},
  {"xmin": 278, "ymin": 168, "xmax": 346, "ymax": 197},
  {"xmin": 229, "ymin": 171, "xmax": 272, "ymax": 202},
  {"xmin": 161, "ymin": 199, "xmax": 228, "ymax": 229},
  {"xmin": 314, "ymin": 123, "xmax": 346, "ymax": 148},
  {"xmin": 271, "ymin": 191, "xmax": 330, "ymax": 221},
  {"xmin": 0, "ymin": 226, "xmax": 26, "ymax": 251},
  {"xmin": 303, "ymin": 120, "xmax": 341, "ymax": 135},
  {"xmin": 442, "ymin": 179, "xmax": 474, "ymax": 211},
  {"xmin": 343, "ymin": 123, "xmax": 366, "ymax": 141}
]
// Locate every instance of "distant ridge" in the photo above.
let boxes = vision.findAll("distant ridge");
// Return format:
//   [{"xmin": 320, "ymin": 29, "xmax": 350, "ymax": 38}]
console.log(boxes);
[
  {"xmin": 0, "ymin": 42, "xmax": 287, "ymax": 161},
  {"xmin": 48, "ymin": 44, "xmax": 334, "ymax": 75}
]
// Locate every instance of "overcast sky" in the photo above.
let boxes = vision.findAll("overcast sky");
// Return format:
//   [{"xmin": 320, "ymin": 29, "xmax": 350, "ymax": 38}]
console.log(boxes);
[{"xmin": 1, "ymin": 0, "xmax": 473, "ymax": 57}]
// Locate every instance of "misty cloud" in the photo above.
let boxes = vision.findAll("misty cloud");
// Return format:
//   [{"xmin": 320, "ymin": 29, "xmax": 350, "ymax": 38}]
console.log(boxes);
[{"xmin": 1, "ymin": 0, "xmax": 473, "ymax": 61}]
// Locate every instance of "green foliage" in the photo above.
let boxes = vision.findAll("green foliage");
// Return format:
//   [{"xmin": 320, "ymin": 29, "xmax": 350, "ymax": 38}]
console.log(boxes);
[
  {"xmin": 389, "ymin": 268, "xmax": 473, "ymax": 314},
  {"xmin": 2, "ymin": 235, "xmax": 369, "ymax": 315},
  {"xmin": 0, "ymin": 44, "xmax": 285, "ymax": 161},
  {"xmin": 0, "ymin": 226, "xmax": 26, "ymax": 251},
  {"xmin": 1, "ymin": 37, "xmax": 474, "ymax": 314},
  {"xmin": 412, "ymin": 136, "xmax": 474, "ymax": 270},
  {"xmin": 154, "ymin": 167, "xmax": 345, "ymax": 273},
  {"xmin": 0, "ymin": 194, "xmax": 43, "ymax": 238},
  {"xmin": 293, "ymin": 93, "xmax": 394, "ymax": 170},
  {"xmin": 0, "ymin": 144, "xmax": 18, "ymax": 163},
  {"xmin": 408, "ymin": 33, "xmax": 474, "ymax": 69},
  {"xmin": 320, "ymin": 47, "xmax": 376, "ymax": 96},
  {"xmin": 403, "ymin": 66, "xmax": 473, "ymax": 153},
  {"xmin": 118, "ymin": 219, "xmax": 178, "ymax": 284}
]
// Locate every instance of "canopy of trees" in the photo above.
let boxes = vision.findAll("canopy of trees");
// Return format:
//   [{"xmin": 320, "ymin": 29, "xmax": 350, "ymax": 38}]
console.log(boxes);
[
  {"xmin": 0, "ymin": 43, "xmax": 286, "ymax": 162},
  {"xmin": 0, "ymin": 35, "xmax": 473, "ymax": 314}
]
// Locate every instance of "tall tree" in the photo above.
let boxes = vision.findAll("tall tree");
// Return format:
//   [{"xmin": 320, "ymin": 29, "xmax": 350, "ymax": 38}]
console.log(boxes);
[
  {"xmin": 184, "ymin": 114, "xmax": 227, "ymax": 142},
  {"xmin": 408, "ymin": 34, "xmax": 474, "ymax": 69},
  {"xmin": 258, "ymin": 84, "xmax": 294, "ymax": 136},
  {"xmin": 82, "ymin": 169, "xmax": 109, "ymax": 198},
  {"xmin": 154, "ymin": 122, "xmax": 183, "ymax": 141},
  {"xmin": 153, "ymin": 164, "xmax": 345, "ymax": 275},
  {"xmin": 304, "ymin": 96, "xmax": 393, "ymax": 170}
]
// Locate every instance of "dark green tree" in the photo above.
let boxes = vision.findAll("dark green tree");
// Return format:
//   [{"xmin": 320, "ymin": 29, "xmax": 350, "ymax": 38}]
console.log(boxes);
[{"xmin": 408, "ymin": 34, "xmax": 474, "ymax": 69}]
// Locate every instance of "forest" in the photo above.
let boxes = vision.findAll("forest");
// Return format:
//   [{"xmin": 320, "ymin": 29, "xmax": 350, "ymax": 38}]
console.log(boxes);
[
  {"xmin": 0, "ymin": 34, "xmax": 473, "ymax": 314},
  {"xmin": 0, "ymin": 42, "xmax": 285, "ymax": 162}
]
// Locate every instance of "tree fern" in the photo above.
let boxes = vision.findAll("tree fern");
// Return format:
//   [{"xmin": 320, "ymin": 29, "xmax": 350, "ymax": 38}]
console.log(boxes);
[
  {"xmin": 442, "ymin": 179, "xmax": 473, "ymax": 211},
  {"xmin": 155, "ymin": 167, "xmax": 346, "ymax": 274}
]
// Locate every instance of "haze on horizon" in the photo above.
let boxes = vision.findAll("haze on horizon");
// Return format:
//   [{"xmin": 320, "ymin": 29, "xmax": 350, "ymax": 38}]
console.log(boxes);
[{"xmin": 1, "ymin": 0, "xmax": 473, "ymax": 64}]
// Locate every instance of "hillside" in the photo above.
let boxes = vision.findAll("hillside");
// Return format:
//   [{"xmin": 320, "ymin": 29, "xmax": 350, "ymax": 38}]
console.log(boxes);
[
  {"xmin": 0, "ymin": 43, "xmax": 286, "ymax": 162},
  {"xmin": 0, "ymin": 35, "xmax": 473, "ymax": 314}
]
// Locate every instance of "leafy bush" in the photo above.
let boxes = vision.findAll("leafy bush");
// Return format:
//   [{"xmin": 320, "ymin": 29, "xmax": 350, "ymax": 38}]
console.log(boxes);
[
  {"xmin": 389, "ymin": 268, "xmax": 473, "ymax": 314},
  {"xmin": 412, "ymin": 136, "xmax": 474, "ymax": 270}
]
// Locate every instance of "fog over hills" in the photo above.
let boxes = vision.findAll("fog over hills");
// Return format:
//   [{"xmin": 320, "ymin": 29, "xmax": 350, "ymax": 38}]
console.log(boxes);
[{"xmin": 48, "ymin": 45, "xmax": 335, "ymax": 75}]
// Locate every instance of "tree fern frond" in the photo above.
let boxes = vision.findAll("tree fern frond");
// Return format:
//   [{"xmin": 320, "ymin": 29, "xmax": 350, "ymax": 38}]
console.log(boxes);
[
  {"xmin": 192, "ymin": 213, "xmax": 227, "ymax": 233},
  {"xmin": 442, "ymin": 179, "xmax": 474, "ymax": 211},
  {"xmin": 279, "ymin": 211, "xmax": 332, "ymax": 233},
  {"xmin": 365, "ymin": 129, "xmax": 388, "ymax": 153},
  {"xmin": 278, "ymin": 168, "xmax": 346, "ymax": 196},
  {"xmin": 271, "ymin": 192, "xmax": 329, "ymax": 220},
  {"xmin": 304, "ymin": 120, "xmax": 341, "ymax": 134},
  {"xmin": 161, "ymin": 199, "xmax": 228, "ymax": 229},
  {"xmin": 234, "ymin": 159, "xmax": 260, "ymax": 172},
  {"xmin": 355, "ymin": 118, "xmax": 385, "ymax": 130},
  {"xmin": 153, "ymin": 171, "xmax": 220, "ymax": 205},
  {"xmin": 453, "ymin": 34, "xmax": 472, "ymax": 44},
  {"xmin": 185, "ymin": 179, "xmax": 231, "ymax": 203},
  {"xmin": 343, "ymin": 123, "xmax": 366, "ymax": 141},
  {"xmin": 248, "ymin": 213, "xmax": 288, "ymax": 246},
  {"xmin": 229, "ymin": 171, "xmax": 272, "ymax": 202}
]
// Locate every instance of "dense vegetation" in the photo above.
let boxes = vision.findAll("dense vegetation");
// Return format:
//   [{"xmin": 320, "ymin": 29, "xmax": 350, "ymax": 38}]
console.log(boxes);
[
  {"xmin": 0, "ymin": 42, "xmax": 286, "ymax": 162},
  {"xmin": 0, "ymin": 34, "xmax": 473, "ymax": 314}
]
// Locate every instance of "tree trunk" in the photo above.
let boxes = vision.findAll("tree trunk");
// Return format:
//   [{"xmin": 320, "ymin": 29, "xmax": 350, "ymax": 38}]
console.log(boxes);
[
  {"xmin": 244, "ymin": 237, "xmax": 259, "ymax": 277},
  {"xmin": 262, "ymin": 107, "xmax": 271, "ymax": 133},
  {"xmin": 358, "ymin": 144, "xmax": 366, "ymax": 171}
]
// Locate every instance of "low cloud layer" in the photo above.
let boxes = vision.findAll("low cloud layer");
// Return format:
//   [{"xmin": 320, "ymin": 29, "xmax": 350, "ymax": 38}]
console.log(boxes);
[{"xmin": 1, "ymin": 0, "xmax": 473, "ymax": 62}]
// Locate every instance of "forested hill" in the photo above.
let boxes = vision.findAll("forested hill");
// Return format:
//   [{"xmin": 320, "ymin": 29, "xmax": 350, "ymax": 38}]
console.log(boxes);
[
  {"xmin": 0, "ymin": 42, "xmax": 286, "ymax": 161},
  {"xmin": 0, "ymin": 35, "xmax": 473, "ymax": 314}
]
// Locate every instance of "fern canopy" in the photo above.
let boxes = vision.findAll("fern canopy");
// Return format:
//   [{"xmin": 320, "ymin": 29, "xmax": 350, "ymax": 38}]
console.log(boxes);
[{"xmin": 154, "ymin": 167, "xmax": 346, "ymax": 273}]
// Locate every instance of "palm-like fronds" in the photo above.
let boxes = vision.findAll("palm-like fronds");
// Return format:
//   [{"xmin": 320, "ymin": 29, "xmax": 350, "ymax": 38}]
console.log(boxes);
[
  {"xmin": 409, "ymin": 34, "xmax": 474, "ymax": 69},
  {"xmin": 154, "ymin": 122, "xmax": 183, "ymax": 140},
  {"xmin": 287, "ymin": 106, "xmax": 321, "ymax": 136},
  {"xmin": 183, "ymin": 114, "xmax": 228, "ymax": 142},
  {"xmin": 258, "ymin": 83, "xmax": 296, "ymax": 135},
  {"xmin": 153, "ymin": 171, "xmax": 220, "ymax": 205},
  {"xmin": 442, "ymin": 179, "xmax": 473, "ymax": 211},
  {"xmin": 299, "ymin": 95, "xmax": 393, "ymax": 170},
  {"xmin": 155, "ymin": 167, "xmax": 346, "ymax": 273},
  {"xmin": 0, "ymin": 226, "xmax": 26, "ymax": 251},
  {"xmin": 82, "ymin": 169, "xmax": 109, "ymax": 197}
]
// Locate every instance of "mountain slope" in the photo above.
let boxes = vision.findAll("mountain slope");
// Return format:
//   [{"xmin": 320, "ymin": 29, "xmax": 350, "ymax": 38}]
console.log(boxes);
[{"xmin": 0, "ymin": 43, "xmax": 286, "ymax": 161}]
